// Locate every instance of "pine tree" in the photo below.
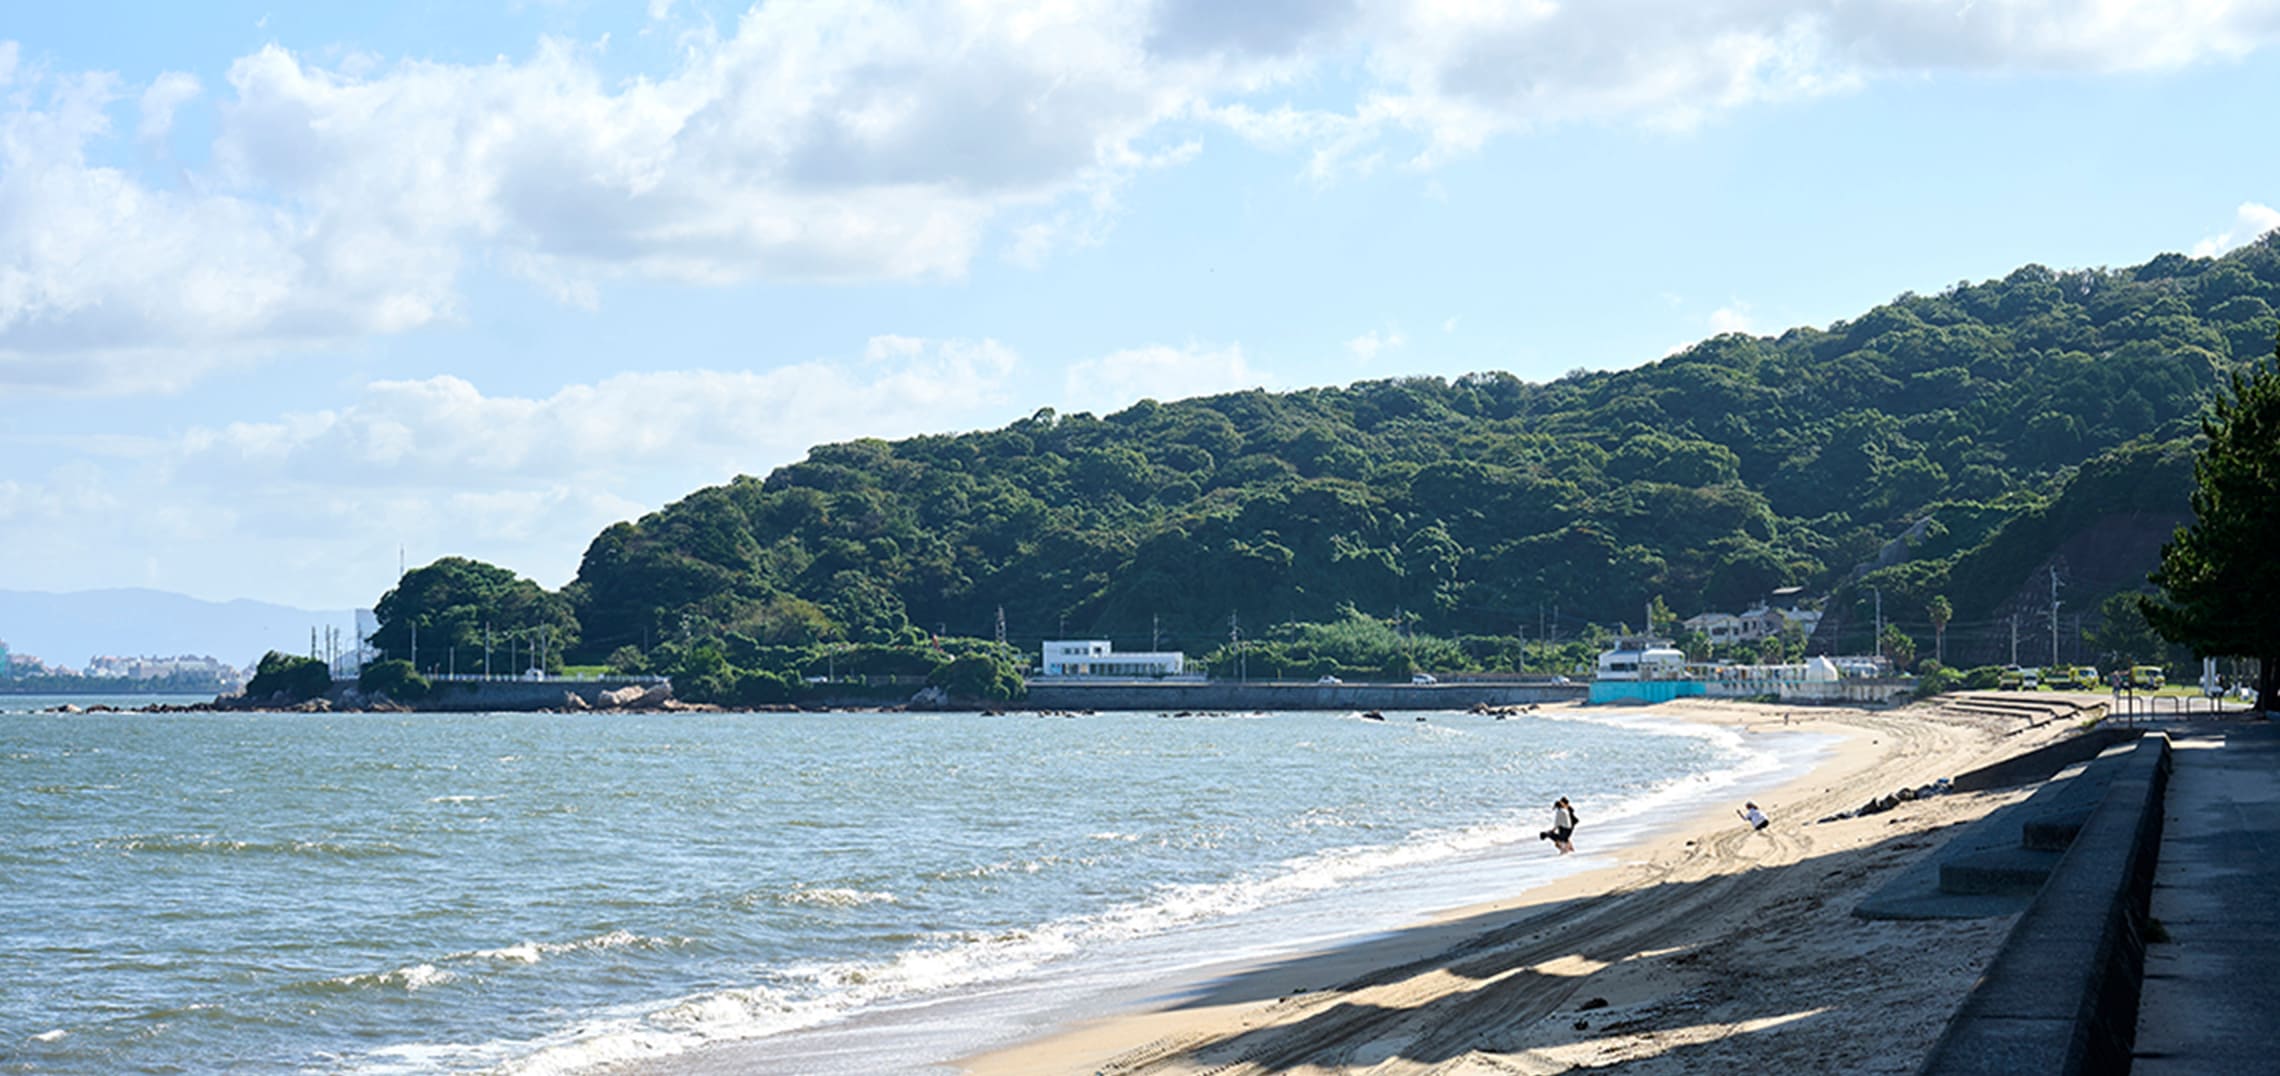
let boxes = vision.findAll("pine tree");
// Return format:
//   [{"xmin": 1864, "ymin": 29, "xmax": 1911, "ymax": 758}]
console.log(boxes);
[{"xmin": 2142, "ymin": 339, "xmax": 2280, "ymax": 711}]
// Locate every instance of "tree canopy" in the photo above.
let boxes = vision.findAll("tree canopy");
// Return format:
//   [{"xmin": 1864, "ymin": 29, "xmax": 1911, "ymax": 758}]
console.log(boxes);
[
  {"xmin": 371, "ymin": 238, "xmax": 2280, "ymax": 700},
  {"xmin": 2143, "ymin": 340, "xmax": 2280, "ymax": 710}
]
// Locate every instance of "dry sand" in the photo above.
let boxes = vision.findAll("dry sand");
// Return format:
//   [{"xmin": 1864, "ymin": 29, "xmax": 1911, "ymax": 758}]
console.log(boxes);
[{"xmin": 962, "ymin": 697, "xmax": 2092, "ymax": 1076}]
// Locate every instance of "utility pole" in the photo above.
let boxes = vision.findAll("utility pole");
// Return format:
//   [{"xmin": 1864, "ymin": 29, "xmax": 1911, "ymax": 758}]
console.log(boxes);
[
  {"xmin": 1229, "ymin": 611, "xmax": 1243, "ymax": 683},
  {"xmin": 484, "ymin": 623, "xmax": 492, "ymax": 678},
  {"xmin": 2049, "ymin": 566, "xmax": 2062, "ymax": 669},
  {"xmin": 1151, "ymin": 613, "xmax": 1160, "ymax": 652},
  {"xmin": 2009, "ymin": 614, "xmax": 2019, "ymax": 666}
]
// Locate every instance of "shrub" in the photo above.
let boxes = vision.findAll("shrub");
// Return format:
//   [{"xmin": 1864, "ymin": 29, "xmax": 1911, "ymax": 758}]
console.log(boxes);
[
  {"xmin": 246, "ymin": 651, "xmax": 333, "ymax": 704},
  {"xmin": 358, "ymin": 659, "xmax": 430, "ymax": 702}
]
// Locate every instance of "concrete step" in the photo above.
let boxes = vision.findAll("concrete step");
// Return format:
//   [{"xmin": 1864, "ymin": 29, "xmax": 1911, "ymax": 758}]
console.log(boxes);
[
  {"xmin": 1940, "ymin": 846, "xmax": 2067, "ymax": 895},
  {"xmin": 2021, "ymin": 810, "xmax": 2090, "ymax": 851}
]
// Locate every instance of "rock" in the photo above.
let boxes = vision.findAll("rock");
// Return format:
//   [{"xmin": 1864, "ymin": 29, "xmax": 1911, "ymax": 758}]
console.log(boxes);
[
  {"xmin": 1895, "ymin": 787, "xmax": 1917, "ymax": 801},
  {"xmin": 561, "ymin": 692, "xmax": 591, "ymax": 710},
  {"xmin": 909, "ymin": 685, "xmax": 951, "ymax": 709},
  {"xmin": 1579, "ymin": 997, "xmax": 1610, "ymax": 1011},
  {"xmin": 598, "ymin": 686, "xmax": 645, "ymax": 708}
]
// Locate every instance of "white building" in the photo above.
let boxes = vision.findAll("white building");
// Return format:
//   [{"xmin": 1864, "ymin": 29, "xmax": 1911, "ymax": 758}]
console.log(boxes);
[
  {"xmin": 1595, "ymin": 637, "xmax": 1688, "ymax": 681},
  {"xmin": 1038, "ymin": 640, "xmax": 1188, "ymax": 678}
]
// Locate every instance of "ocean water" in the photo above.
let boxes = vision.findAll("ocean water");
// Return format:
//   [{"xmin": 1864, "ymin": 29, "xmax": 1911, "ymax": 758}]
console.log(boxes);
[{"xmin": 1, "ymin": 708, "xmax": 1821, "ymax": 1074}]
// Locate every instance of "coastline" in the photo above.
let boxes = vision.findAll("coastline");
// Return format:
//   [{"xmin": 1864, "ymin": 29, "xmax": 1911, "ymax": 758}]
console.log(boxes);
[{"xmin": 956, "ymin": 698, "xmax": 2080, "ymax": 1075}]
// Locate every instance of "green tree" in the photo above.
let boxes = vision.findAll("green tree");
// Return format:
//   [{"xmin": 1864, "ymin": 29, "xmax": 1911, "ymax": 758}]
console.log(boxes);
[
  {"xmin": 1880, "ymin": 624, "xmax": 1918, "ymax": 672},
  {"xmin": 2086, "ymin": 591, "xmax": 2169, "ymax": 669},
  {"xmin": 372, "ymin": 557, "xmax": 579, "ymax": 673},
  {"xmin": 357, "ymin": 659, "xmax": 430, "ymax": 702},
  {"xmin": 1926, "ymin": 595, "xmax": 1953, "ymax": 665},
  {"xmin": 931, "ymin": 652, "xmax": 1027, "ymax": 702},
  {"xmin": 244, "ymin": 651, "xmax": 332, "ymax": 704},
  {"xmin": 2143, "ymin": 343, "xmax": 2280, "ymax": 711}
]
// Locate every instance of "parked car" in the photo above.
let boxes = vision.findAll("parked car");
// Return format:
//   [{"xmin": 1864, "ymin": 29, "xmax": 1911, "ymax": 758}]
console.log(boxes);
[
  {"xmin": 1411, "ymin": 673, "xmax": 1437, "ymax": 684},
  {"xmin": 1997, "ymin": 666, "xmax": 2026, "ymax": 691},
  {"xmin": 2129, "ymin": 665, "xmax": 2166, "ymax": 690},
  {"xmin": 1316, "ymin": 675, "xmax": 1342, "ymax": 684}
]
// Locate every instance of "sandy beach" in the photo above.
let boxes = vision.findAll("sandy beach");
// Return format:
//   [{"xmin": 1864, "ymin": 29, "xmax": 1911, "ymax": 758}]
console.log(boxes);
[{"xmin": 962, "ymin": 697, "xmax": 2090, "ymax": 1076}]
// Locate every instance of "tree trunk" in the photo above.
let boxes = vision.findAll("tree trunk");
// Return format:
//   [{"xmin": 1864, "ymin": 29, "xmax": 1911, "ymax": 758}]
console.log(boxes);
[{"xmin": 2260, "ymin": 656, "xmax": 2278, "ymax": 716}]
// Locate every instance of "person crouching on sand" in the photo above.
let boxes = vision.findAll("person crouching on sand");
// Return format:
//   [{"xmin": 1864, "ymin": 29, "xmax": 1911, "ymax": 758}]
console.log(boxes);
[
  {"xmin": 1738, "ymin": 802, "xmax": 1770, "ymax": 832},
  {"xmin": 1540, "ymin": 797, "xmax": 1577, "ymax": 853}
]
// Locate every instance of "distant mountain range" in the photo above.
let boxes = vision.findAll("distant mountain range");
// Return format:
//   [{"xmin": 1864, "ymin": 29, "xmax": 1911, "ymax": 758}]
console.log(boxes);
[{"xmin": 0, "ymin": 588, "xmax": 358, "ymax": 671}]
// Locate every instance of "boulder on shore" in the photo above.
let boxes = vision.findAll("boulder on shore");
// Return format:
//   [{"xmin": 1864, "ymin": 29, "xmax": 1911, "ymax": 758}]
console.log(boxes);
[{"xmin": 598, "ymin": 683, "xmax": 671, "ymax": 709}]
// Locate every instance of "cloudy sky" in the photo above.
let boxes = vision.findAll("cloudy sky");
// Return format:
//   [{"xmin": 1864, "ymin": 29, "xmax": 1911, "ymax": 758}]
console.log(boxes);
[{"xmin": 4, "ymin": 0, "xmax": 2277, "ymax": 611}]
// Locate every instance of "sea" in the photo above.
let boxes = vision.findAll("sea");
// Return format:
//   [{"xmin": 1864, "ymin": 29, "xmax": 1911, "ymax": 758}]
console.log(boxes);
[{"xmin": 1, "ymin": 704, "xmax": 1827, "ymax": 1074}]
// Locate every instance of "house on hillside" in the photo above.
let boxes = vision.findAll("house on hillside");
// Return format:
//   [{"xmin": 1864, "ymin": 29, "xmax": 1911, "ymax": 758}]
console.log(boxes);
[{"xmin": 1684, "ymin": 590, "xmax": 1823, "ymax": 649}]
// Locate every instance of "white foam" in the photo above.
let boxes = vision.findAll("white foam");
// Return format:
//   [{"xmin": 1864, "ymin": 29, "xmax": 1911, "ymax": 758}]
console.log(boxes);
[
  {"xmin": 453, "ymin": 930, "xmax": 680, "ymax": 965},
  {"xmin": 779, "ymin": 886, "xmax": 899, "ymax": 908}
]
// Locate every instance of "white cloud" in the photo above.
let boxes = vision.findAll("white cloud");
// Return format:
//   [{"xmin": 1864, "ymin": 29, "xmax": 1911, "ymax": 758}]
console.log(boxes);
[
  {"xmin": 2193, "ymin": 201, "xmax": 2280, "ymax": 257},
  {"xmin": 10, "ymin": 2, "xmax": 2280, "ymax": 392},
  {"xmin": 1, "ymin": 4, "xmax": 1210, "ymax": 393},
  {"xmin": 136, "ymin": 71, "xmax": 201, "ymax": 142},
  {"xmin": 1060, "ymin": 342, "xmax": 1267, "ymax": 415},
  {"xmin": 2, "ymin": 335, "xmax": 1038, "ymax": 604},
  {"xmin": 1221, "ymin": 0, "xmax": 2280, "ymax": 172},
  {"xmin": 1709, "ymin": 303, "xmax": 1755, "ymax": 335},
  {"xmin": 1347, "ymin": 327, "xmax": 1406, "ymax": 362},
  {"xmin": 173, "ymin": 336, "xmax": 1023, "ymax": 487}
]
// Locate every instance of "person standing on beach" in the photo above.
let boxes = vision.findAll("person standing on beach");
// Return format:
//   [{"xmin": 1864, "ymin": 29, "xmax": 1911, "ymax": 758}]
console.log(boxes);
[
  {"xmin": 1738, "ymin": 802, "xmax": 1770, "ymax": 832},
  {"xmin": 1542, "ymin": 797, "xmax": 1577, "ymax": 854}
]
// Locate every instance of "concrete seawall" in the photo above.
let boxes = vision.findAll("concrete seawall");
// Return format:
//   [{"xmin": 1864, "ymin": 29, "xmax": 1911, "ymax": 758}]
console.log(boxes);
[
  {"xmin": 1021, "ymin": 681, "xmax": 1588, "ymax": 712},
  {"xmin": 1917, "ymin": 733, "xmax": 2171, "ymax": 1075}
]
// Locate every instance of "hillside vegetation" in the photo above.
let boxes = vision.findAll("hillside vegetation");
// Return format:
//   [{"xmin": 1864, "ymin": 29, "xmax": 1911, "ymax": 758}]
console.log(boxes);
[{"xmin": 376, "ymin": 238, "xmax": 2280, "ymax": 698}]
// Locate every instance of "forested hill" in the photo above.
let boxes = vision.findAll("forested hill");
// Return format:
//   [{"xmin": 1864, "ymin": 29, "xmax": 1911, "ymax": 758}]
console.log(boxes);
[{"xmin": 436, "ymin": 238, "xmax": 2280, "ymax": 682}]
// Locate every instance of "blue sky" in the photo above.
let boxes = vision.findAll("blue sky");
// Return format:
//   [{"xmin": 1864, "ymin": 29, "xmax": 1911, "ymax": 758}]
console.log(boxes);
[{"xmin": 4, "ymin": 0, "xmax": 2277, "ymax": 611}]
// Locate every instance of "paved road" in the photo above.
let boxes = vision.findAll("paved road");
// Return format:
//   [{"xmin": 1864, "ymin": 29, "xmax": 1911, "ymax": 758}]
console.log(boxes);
[{"xmin": 2132, "ymin": 721, "xmax": 2280, "ymax": 1071}]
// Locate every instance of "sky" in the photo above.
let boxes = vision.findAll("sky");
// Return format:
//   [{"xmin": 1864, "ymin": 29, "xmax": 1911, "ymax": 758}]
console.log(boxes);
[{"xmin": 4, "ymin": 0, "xmax": 2278, "ymax": 612}]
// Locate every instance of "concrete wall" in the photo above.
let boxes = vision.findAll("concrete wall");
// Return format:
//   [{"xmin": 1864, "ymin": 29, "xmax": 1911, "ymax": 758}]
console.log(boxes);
[{"xmin": 1022, "ymin": 680, "xmax": 1587, "ymax": 711}]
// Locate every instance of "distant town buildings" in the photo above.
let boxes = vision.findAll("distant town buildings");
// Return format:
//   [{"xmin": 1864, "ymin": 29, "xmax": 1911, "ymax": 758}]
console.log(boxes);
[{"xmin": 85, "ymin": 654, "xmax": 241, "ymax": 683}]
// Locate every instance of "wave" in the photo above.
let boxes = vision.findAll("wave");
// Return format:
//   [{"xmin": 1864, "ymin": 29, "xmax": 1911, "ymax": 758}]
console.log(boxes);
[
  {"xmin": 91, "ymin": 833, "xmax": 420, "ymax": 859},
  {"xmin": 449, "ymin": 930, "xmax": 685, "ymax": 965},
  {"xmin": 303, "ymin": 963, "xmax": 456, "ymax": 995},
  {"xmin": 775, "ymin": 886, "xmax": 899, "ymax": 908}
]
